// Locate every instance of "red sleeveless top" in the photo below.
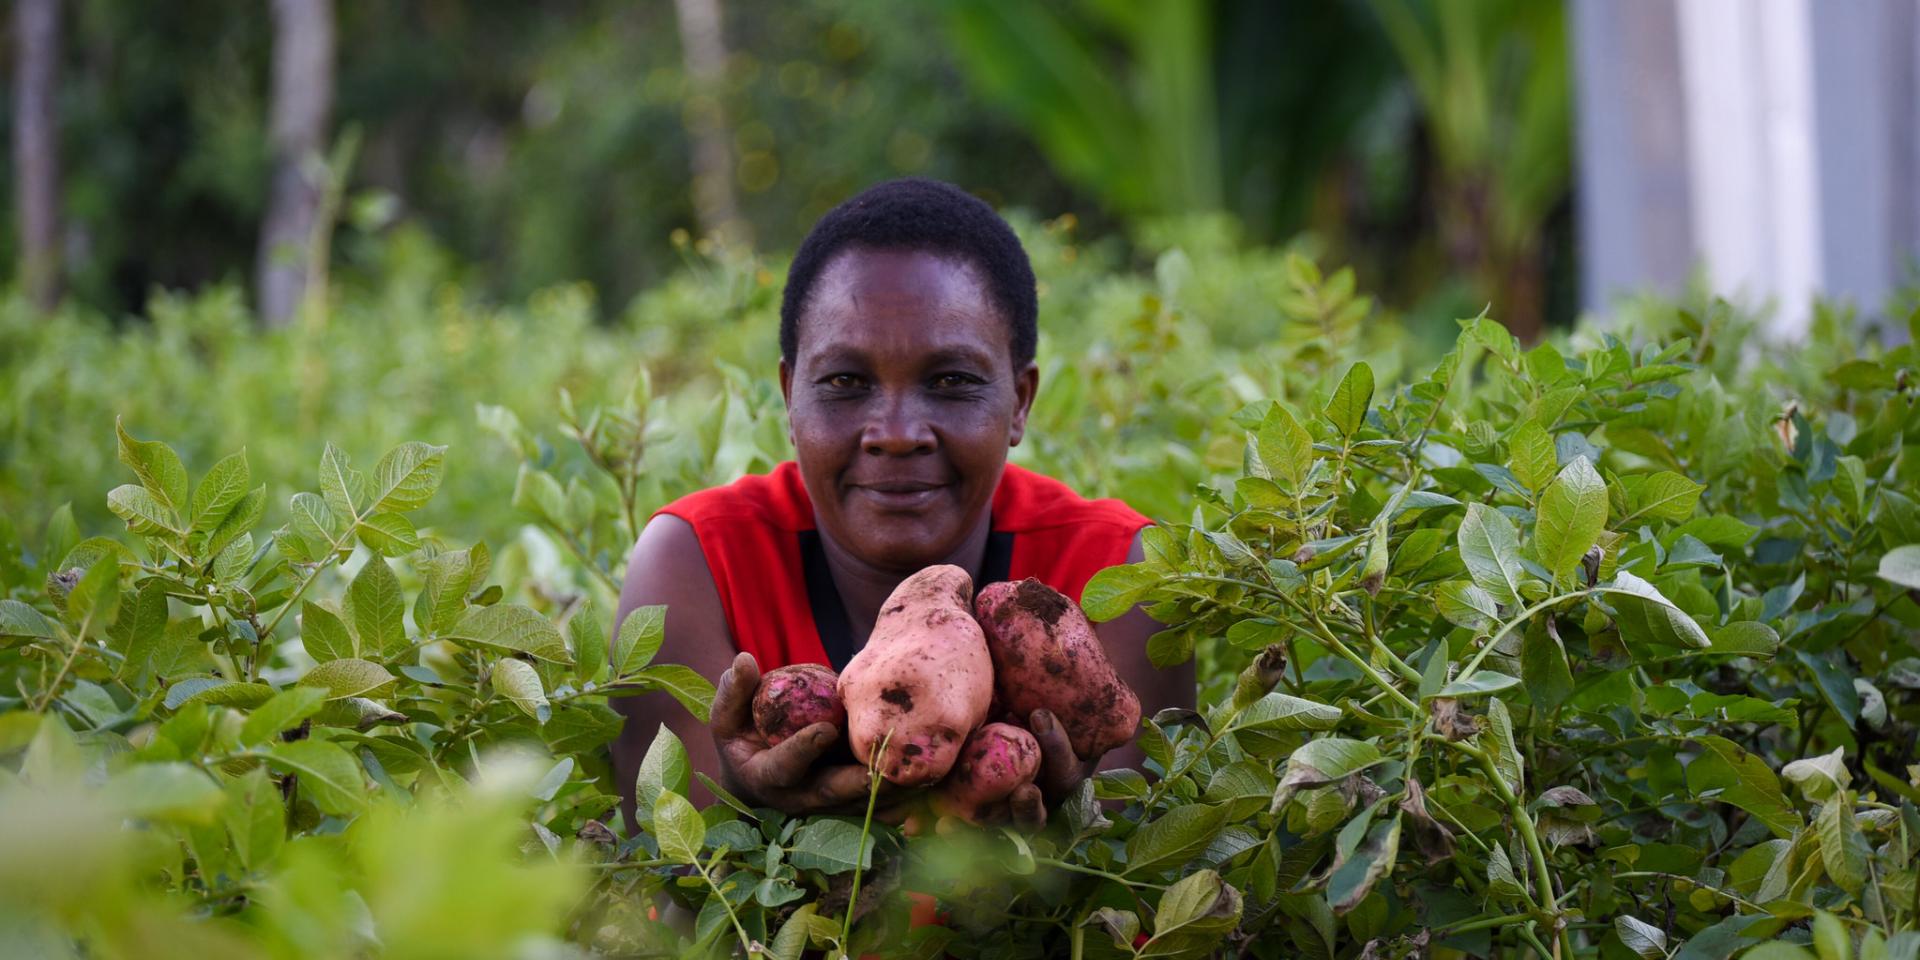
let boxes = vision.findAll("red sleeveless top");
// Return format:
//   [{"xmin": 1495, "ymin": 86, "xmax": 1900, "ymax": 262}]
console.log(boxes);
[{"xmin": 656, "ymin": 461, "xmax": 1151, "ymax": 671}]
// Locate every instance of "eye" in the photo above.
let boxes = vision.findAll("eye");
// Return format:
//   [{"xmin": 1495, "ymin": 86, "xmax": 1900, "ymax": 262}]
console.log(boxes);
[
  {"xmin": 821, "ymin": 373, "xmax": 866, "ymax": 390},
  {"xmin": 931, "ymin": 372, "xmax": 985, "ymax": 390}
]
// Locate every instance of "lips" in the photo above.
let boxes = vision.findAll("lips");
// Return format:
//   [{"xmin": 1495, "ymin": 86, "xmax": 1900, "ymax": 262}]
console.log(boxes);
[{"xmin": 850, "ymin": 478, "xmax": 950, "ymax": 510}]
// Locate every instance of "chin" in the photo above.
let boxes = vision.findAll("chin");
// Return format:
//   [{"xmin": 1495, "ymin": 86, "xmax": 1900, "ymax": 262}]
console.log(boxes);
[{"xmin": 858, "ymin": 533, "xmax": 954, "ymax": 574}]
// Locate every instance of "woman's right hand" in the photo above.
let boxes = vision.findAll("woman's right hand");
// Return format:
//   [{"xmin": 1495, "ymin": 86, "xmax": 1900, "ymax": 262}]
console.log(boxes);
[{"xmin": 709, "ymin": 651, "xmax": 888, "ymax": 815}]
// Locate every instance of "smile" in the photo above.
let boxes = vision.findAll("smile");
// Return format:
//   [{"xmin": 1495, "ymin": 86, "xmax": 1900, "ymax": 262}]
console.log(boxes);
[{"xmin": 853, "ymin": 483, "xmax": 947, "ymax": 510}]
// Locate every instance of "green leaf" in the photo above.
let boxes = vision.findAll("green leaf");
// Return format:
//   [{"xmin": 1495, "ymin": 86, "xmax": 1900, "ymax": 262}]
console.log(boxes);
[
  {"xmin": 1781, "ymin": 747, "xmax": 1851, "ymax": 801},
  {"xmin": 67, "ymin": 557, "xmax": 122, "ymax": 631},
  {"xmin": 1288, "ymin": 738, "xmax": 1382, "ymax": 779},
  {"xmin": 369, "ymin": 441, "xmax": 447, "ymax": 513},
  {"xmin": 1521, "ymin": 627, "xmax": 1574, "ymax": 715},
  {"xmin": 1081, "ymin": 564, "xmax": 1160, "ymax": 622},
  {"xmin": 190, "ymin": 450, "xmax": 251, "ymax": 533},
  {"xmin": 206, "ymin": 486, "xmax": 266, "ymax": 559},
  {"xmin": 1484, "ymin": 699, "xmax": 1523, "ymax": 793},
  {"xmin": 651, "ymin": 791, "xmax": 705, "ymax": 863},
  {"xmin": 1436, "ymin": 672, "xmax": 1521, "ymax": 699},
  {"xmin": 612, "ymin": 605, "xmax": 664, "ymax": 675},
  {"xmin": 787, "ymin": 818, "xmax": 872, "ymax": 874},
  {"xmin": 512, "ymin": 465, "xmax": 570, "ymax": 529},
  {"xmin": 1709, "ymin": 621, "xmax": 1779, "ymax": 657},
  {"xmin": 318, "ymin": 443, "xmax": 368, "ymax": 522},
  {"xmin": 347, "ymin": 557, "xmax": 407, "ymax": 660},
  {"xmin": 413, "ymin": 548, "xmax": 474, "ymax": 636},
  {"xmin": 1535, "ymin": 456, "xmax": 1608, "ymax": 582},
  {"xmin": 289, "ymin": 491, "xmax": 339, "ymax": 544},
  {"xmin": 1324, "ymin": 362, "xmax": 1374, "ymax": 436},
  {"xmin": 1255, "ymin": 403, "xmax": 1314, "ymax": 492},
  {"xmin": 1813, "ymin": 914, "xmax": 1850, "ymax": 960},
  {"xmin": 1614, "ymin": 916, "xmax": 1668, "ymax": 960},
  {"xmin": 1458, "ymin": 503, "xmax": 1527, "ymax": 605},
  {"xmin": 169, "ymin": 679, "xmax": 275, "ymax": 710},
  {"xmin": 267, "ymin": 740, "xmax": 365, "ymax": 816},
  {"xmin": 767, "ymin": 903, "xmax": 819, "ymax": 960},
  {"xmin": 491, "ymin": 658, "xmax": 550, "ymax": 724},
  {"xmin": 299, "ymin": 658, "xmax": 396, "ymax": 700},
  {"xmin": 1687, "ymin": 736, "xmax": 1799, "ymax": 838},
  {"xmin": 1877, "ymin": 545, "xmax": 1920, "ymax": 590},
  {"xmin": 1126, "ymin": 803, "xmax": 1229, "ymax": 875},
  {"xmin": 107, "ymin": 484, "xmax": 180, "ymax": 537},
  {"xmin": 1621, "ymin": 471, "xmax": 1705, "ymax": 525},
  {"xmin": 1507, "ymin": 422, "xmax": 1558, "ymax": 493},
  {"xmin": 569, "ymin": 601, "xmax": 608, "ymax": 684},
  {"xmin": 448, "ymin": 603, "xmax": 571, "ymax": 664},
  {"xmin": 223, "ymin": 767, "xmax": 285, "ymax": 870},
  {"xmin": 300, "ymin": 601, "xmax": 357, "ymax": 662},
  {"xmin": 1154, "ymin": 869, "xmax": 1240, "ymax": 937},
  {"xmin": 1602, "ymin": 571, "xmax": 1711, "ymax": 648},
  {"xmin": 635, "ymin": 664, "xmax": 715, "ymax": 724},
  {"xmin": 1327, "ymin": 815, "xmax": 1400, "ymax": 914},
  {"xmin": 1487, "ymin": 843, "xmax": 1527, "ymax": 900},
  {"xmin": 240, "ymin": 685, "xmax": 329, "ymax": 745},
  {"xmin": 116, "ymin": 419, "xmax": 189, "ymax": 514},
  {"xmin": 1816, "ymin": 793, "xmax": 1869, "ymax": 897},
  {"xmin": 634, "ymin": 723, "xmax": 691, "ymax": 829},
  {"xmin": 355, "ymin": 512, "xmax": 421, "ymax": 557},
  {"xmin": 107, "ymin": 762, "xmax": 225, "ymax": 824},
  {"xmin": 0, "ymin": 599, "xmax": 55, "ymax": 639},
  {"xmin": 1435, "ymin": 580, "xmax": 1501, "ymax": 631}
]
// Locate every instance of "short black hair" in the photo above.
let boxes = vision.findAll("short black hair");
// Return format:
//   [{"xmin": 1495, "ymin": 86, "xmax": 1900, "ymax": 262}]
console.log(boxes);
[{"xmin": 780, "ymin": 178, "xmax": 1038, "ymax": 369}]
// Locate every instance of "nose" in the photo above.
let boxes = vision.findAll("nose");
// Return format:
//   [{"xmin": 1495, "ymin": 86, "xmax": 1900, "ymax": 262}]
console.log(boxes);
[{"xmin": 861, "ymin": 393, "xmax": 935, "ymax": 456}]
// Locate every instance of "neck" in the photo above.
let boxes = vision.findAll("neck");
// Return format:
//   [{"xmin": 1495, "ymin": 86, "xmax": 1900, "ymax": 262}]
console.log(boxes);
[{"xmin": 813, "ymin": 510, "xmax": 992, "ymax": 644}]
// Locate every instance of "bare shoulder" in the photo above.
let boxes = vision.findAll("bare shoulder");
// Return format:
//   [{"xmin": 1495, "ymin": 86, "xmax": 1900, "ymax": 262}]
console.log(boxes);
[{"xmin": 618, "ymin": 514, "xmax": 732, "ymax": 663}]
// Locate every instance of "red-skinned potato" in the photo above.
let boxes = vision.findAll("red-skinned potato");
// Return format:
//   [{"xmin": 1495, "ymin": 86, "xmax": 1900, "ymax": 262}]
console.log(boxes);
[
  {"xmin": 931, "ymin": 722, "xmax": 1041, "ymax": 824},
  {"xmin": 751, "ymin": 663, "xmax": 845, "ymax": 746},
  {"xmin": 837, "ymin": 565, "xmax": 994, "ymax": 786},
  {"xmin": 975, "ymin": 578, "xmax": 1141, "ymax": 760}
]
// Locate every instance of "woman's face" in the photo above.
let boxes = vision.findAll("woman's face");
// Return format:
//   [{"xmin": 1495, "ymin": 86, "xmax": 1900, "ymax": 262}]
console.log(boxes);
[{"xmin": 780, "ymin": 247, "xmax": 1037, "ymax": 573}]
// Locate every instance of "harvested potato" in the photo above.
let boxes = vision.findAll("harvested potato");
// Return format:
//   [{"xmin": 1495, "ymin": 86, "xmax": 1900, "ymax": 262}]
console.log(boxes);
[
  {"xmin": 838, "ymin": 565, "xmax": 994, "ymax": 786},
  {"xmin": 932, "ymin": 722, "xmax": 1041, "ymax": 824},
  {"xmin": 751, "ymin": 663, "xmax": 845, "ymax": 746},
  {"xmin": 975, "ymin": 578, "xmax": 1141, "ymax": 760}
]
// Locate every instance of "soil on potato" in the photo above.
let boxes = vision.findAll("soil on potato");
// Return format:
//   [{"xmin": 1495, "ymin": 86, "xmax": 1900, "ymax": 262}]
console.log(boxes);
[{"xmin": 1011, "ymin": 578, "xmax": 1071, "ymax": 625}]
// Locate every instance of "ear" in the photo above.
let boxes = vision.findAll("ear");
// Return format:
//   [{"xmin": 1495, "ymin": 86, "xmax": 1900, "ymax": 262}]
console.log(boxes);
[
  {"xmin": 778, "ymin": 357, "xmax": 796, "ymax": 448},
  {"xmin": 1008, "ymin": 361, "xmax": 1040, "ymax": 448}
]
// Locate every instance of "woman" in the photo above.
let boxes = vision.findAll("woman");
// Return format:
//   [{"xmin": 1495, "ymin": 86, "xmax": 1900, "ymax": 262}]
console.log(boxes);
[{"xmin": 611, "ymin": 178, "xmax": 1191, "ymax": 829}]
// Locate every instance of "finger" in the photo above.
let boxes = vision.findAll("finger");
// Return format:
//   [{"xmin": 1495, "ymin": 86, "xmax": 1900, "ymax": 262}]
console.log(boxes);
[
  {"xmin": 709, "ymin": 652, "xmax": 760, "ymax": 738},
  {"xmin": 1009, "ymin": 783, "xmax": 1047, "ymax": 832},
  {"xmin": 739, "ymin": 721, "xmax": 837, "ymax": 789},
  {"xmin": 1030, "ymin": 709, "xmax": 1083, "ymax": 798}
]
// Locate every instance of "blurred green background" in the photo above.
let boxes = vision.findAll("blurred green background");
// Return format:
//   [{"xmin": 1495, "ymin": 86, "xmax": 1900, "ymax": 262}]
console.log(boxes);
[{"xmin": 0, "ymin": 0, "xmax": 1574, "ymax": 333}]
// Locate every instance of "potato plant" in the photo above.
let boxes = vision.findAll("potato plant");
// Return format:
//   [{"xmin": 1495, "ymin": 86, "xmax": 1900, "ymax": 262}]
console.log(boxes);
[{"xmin": 2, "ymin": 293, "xmax": 1917, "ymax": 960}]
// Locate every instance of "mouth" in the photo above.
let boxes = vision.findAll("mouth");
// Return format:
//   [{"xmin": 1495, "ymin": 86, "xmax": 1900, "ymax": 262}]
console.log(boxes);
[{"xmin": 850, "ymin": 479, "xmax": 949, "ymax": 511}]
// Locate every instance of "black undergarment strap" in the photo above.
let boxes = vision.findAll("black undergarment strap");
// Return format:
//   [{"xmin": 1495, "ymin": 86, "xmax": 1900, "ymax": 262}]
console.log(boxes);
[
  {"xmin": 798, "ymin": 528, "xmax": 1019, "ymax": 672},
  {"xmin": 798, "ymin": 530, "xmax": 856, "ymax": 671}
]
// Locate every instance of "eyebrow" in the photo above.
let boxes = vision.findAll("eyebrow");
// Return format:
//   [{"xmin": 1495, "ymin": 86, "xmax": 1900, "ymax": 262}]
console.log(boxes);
[{"xmin": 808, "ymin": 344, "xmax": 1000, "ymax": 370}]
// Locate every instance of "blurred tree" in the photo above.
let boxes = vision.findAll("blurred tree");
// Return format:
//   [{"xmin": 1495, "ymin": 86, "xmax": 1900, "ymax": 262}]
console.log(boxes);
[
  {"xmin": 12, "ymin": 0, "xmax": 62, "ymax": 311},
  {"xmin": 1368, "ymin": 0, "xmax": 1570, "ymax": 339},
  {"xmin": 673, "ymin": 0, "xmax": 747, "ymax": 243},
  {"xmin": 257, "ymin": 0, "xmax": 335, "ymax": 328}
]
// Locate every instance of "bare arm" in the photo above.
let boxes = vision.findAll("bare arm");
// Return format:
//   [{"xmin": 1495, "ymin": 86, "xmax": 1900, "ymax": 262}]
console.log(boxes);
[
  {"xmin": 610, "ymin": 514, "xmax": 886, "ymax": 831},
  {"xmin": 610, "ymin": 514, "xmax": 737, "ymax": 830},
  {"xmin": 1092, "ymin": 529, "xmax": 1192, "ymax": 772}
]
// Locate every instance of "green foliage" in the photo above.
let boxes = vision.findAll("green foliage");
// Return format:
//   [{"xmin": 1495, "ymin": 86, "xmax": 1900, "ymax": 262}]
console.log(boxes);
[{"xmin": 4, "ymin": 258, "xmax": 1919, "ymax": 958}]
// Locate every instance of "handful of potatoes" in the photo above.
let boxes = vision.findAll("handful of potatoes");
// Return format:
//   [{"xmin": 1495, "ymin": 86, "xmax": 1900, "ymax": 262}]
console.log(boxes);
[{"xmin": 749, "ymin": 565, "xmax": 1141, "ymax": 824}]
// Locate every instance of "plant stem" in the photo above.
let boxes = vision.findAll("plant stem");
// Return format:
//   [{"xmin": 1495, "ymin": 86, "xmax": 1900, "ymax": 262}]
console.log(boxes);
[
  {"xmin": 1455, "ymin": 589, "xmax": 1596, "ymax": 684},
  {"xmin": 1034, "ymin": 858, "xmax": 1168, "ymax": 891},
  {"xmin": 692, "ymin": 858, "xmax": 754, "ymax": 954},
  {"xmin": 842, "ymin": 729, "xmax": 890, "ymax": 947}
]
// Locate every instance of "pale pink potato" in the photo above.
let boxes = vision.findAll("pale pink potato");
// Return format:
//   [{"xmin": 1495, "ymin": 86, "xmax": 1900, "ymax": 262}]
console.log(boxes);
[
  {"xmin": 837, "ymin": 565, "xmax": 994, "ymax": 786},
  {"xmin": 932, "ymin": 722, "xmax": 1042, "ymax": 824},
  {"xmin": 974, "ymin": 578, "xmax": 1142, "ymax": 760},
  {"xmin": 751, "ymin": 663, "xmax": 846, "ymax": 746}
]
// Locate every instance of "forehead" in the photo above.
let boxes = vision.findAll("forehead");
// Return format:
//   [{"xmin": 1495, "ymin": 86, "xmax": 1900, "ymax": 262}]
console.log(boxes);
[{"xmin": 797, "ymin": 247, "xmax": 1010, "ymax": 365}]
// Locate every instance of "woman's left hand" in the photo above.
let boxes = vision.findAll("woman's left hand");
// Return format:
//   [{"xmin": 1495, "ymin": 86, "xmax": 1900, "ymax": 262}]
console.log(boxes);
[{"xmin": 1007, "ymin": 708, "xmax": 1093, "ymax": 832}]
